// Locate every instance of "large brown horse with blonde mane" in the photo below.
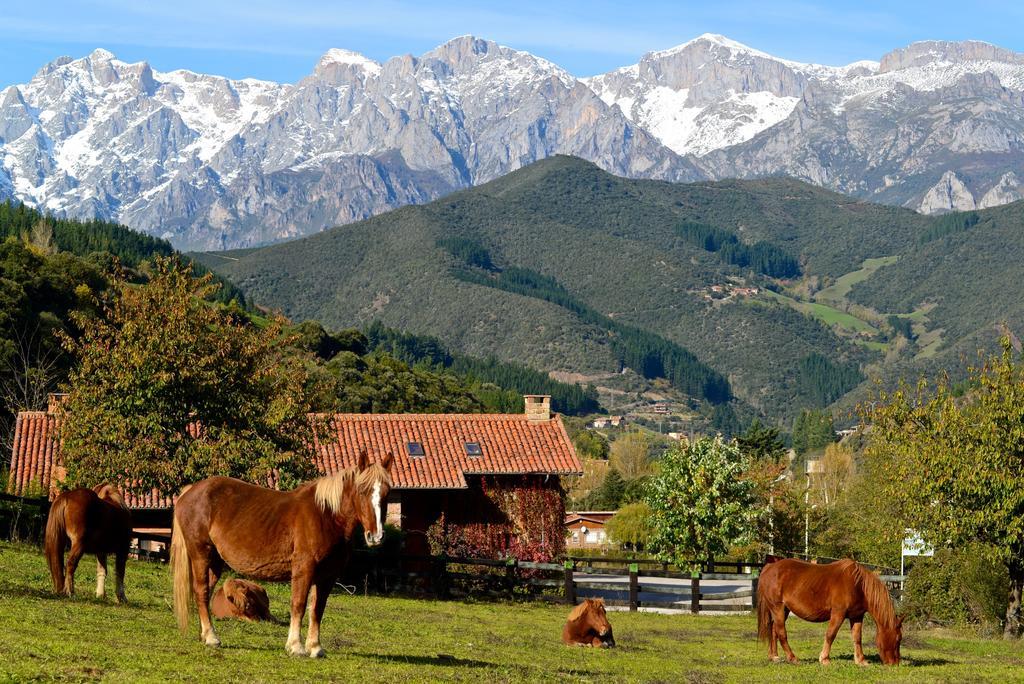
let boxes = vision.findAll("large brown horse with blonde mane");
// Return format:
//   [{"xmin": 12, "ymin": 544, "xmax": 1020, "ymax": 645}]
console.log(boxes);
[
  {"xmin": 171, "ymin": 451, "xmax": 393, "ymax": 657},
  {"xmin": 757, "ymin": 558, "xmax": 903, "ymax": 665},
  {"xmin": 44, "ymin": 483, "xmax": 132, "ymax": 602}
]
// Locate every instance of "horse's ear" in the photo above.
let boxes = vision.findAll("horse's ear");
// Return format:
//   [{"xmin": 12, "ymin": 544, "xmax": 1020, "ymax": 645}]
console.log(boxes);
[
  {"xmin": 357, "ymin": 449, "xmax": 369, "ymax": 471},
  {"xmin": 380, "ymin": 452, "xmax": 394, "ymax": 472}
]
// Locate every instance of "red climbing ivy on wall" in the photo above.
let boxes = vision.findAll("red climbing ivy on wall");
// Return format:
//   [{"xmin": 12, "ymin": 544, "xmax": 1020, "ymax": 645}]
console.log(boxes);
[{"xmin": 427, "ymin": 475, "xmax": 566, "ymax": 562}]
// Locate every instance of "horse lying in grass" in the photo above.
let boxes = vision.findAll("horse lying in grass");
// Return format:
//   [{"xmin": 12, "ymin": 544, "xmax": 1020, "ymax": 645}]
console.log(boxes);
[
  {"xmin": 757, "ymin": 558, "xmax": 903, "ymax": 665},
  {"xmin": 562, "ymin": 598, "xmax": 615, "ymax": 647},
  {"xmin": 45, "ymin": 483, "xmax": 132, "ymax": 602},
  {"xmin": 171, "ymin": 450, "xmax": 393, "ymax": 657},
  {"xmin": 212, "ymin": 578, "xmax": 276, "ymax": 623}
]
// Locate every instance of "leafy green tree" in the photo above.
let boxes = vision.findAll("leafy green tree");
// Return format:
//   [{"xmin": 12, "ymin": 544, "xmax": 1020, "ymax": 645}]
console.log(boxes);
[
  {"xmin": 573, "ymin": 430, "xmax": 610, "ymax": 460},
  {"xmin": 606, "ymin": 502, "xmax": 654, "ymax": 551},
  {"xmin": 59, "ymin": 258, "xmax": 319, "ymax": 495},
  {"xmin": 646, "ymin": 436, "xmax": 756, "ymax": 568},
  {"xmin": 736, "ymin": 420, "xmax": 787, "ymax": 462},
  {"xmin": 621, "ymin": 476, "xmax": 651, "ymax": 505},
  {"xmin": 864, "ymin": 340, "xmax": 1024, "ymax": 638}
]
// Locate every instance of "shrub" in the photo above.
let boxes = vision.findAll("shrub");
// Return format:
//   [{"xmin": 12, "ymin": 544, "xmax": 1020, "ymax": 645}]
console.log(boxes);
[{"xmin": 903, "ymin": 545, "xmax": 1009, "ymax": 633}]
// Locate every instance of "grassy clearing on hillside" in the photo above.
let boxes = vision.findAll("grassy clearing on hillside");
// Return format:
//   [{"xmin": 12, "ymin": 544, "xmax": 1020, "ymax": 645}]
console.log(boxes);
[
  {"xmin": 762, "ymin": 291, "xmax": 879, "ymax": 335},
  {"xmin": 816, "ymin": 257, "xmax": 900, "ymax": 303},
  {"xmin": 2, "ymin": 544, "xmax": 1022, "ymax": 682}
]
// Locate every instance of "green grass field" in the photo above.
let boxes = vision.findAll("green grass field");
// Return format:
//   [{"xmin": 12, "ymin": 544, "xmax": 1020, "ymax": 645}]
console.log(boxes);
[
  {"xmin": 2, "ymin": 543, "xmax": 1022, "ymax": 682},
  {"xmin": 816, "ymin": 257, "xmax": 900, "ymax": 304},
  {"xmin": 762, "ymin": 291, "xmax": 879, "ymax": 335}
]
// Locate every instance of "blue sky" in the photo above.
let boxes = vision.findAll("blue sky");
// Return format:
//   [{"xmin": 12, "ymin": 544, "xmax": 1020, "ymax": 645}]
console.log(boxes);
[{"xmin": 2, "ymin": 1, "xmax": 1022, "ymax": 85}]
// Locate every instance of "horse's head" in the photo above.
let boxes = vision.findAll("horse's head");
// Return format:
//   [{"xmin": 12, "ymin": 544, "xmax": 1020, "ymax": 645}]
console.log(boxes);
[
  {"xmin": 571, "ymin": 598, "xmax": 615, "ymax": 647},
  {"xmin": 877, "ymin": 615, "xmax": 903, "ymax": 665},
  {"xmin": 92, "ymin": 483, "xmax": 128, "ymax": 510},
  {"xmin": 353, "ymin": 450, "xmax": 393, "ymax": 547}
]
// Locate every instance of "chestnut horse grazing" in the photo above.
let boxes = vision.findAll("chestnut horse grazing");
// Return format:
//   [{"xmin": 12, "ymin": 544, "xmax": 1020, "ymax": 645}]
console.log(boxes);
[
  {"xmin": 171, "ymin": 451, "xmax": 393, "ymax": 657},
  {"xmin": 757, "ymin": 558, "xmax": 903, "ymax": 665},
  {"xmin": 211, "ymin": 578, "xmax": 276, "ymax": 622},
  {"xmin": 44, "ymin": 484, "xmax": 132, "ymax": 601},
  {"xmin": 562, "ymin": 598, "xmax": 615, "ymax": 647}
]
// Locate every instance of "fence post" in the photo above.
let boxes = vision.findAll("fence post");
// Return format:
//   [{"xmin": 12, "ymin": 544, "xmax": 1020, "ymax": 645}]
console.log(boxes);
[
  {"xmin": 505, "ymin": 557, "xmax": 517, "ymax": 600},
  {"xmin": 629, "ymin": 563, "xmax": 639, "ymax": 612},
  {"xmin": 432, "ymin": 555, "xmax": 450, "ymax": 599},
  {"xmin": 564, "ymin": 560, "xmax": 576, "ymax": 605},
  {"xmin": 751, "ymin": 570, "xmax": 759, "ymax": 612},
  {"xmin": 690, "ymin": 571, "xmax": 700, "ymax": 615}
]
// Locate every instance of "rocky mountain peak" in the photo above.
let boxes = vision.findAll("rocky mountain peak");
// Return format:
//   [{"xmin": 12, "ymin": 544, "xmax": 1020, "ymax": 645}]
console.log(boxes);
[
  {"xmin": 312, "ymin": 48, "xmax": 381, "ymax": 85},
  {"xmin": 879, "ymin": 40, "xmax": 1024, "ymax": 73}
]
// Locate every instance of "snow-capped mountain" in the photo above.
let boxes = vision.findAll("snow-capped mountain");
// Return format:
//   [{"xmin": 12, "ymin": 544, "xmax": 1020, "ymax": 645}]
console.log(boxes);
[
  {"xmin": 3, "ymin": 34, "xmax": 1024, "ymax": 249},
  {"xmin": 0, "ymin": 38, "xmax": 694, "ymax": 249},
  {"xmin": 588, "ymin": 34, "xmax": 1024, "ymax": 214}
]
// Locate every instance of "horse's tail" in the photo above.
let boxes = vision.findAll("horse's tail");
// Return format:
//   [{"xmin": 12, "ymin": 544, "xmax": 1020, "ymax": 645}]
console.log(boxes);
[
  {"xmin": 756, "ymin": 578, "xmax": 773, "ymax": 642},
  {"xmin": 171, "ymin": 506, "xmax": 193, "ymax": 632},
  {"xmin": 44, "ymin": 494, "xmax": 68, "ymax": 593}
]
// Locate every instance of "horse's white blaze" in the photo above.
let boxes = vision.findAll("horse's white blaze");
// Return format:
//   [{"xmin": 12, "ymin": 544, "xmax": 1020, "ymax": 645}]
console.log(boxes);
[{"xmin": 367, "ymin": 482, "xmax": 384, "ymax": 545}]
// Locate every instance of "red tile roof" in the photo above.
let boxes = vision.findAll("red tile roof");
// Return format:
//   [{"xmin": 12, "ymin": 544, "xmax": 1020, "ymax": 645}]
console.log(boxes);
[
  {"xmin": 313, "ymin": 413, "xmax": 581, "ymax": 489},
  {"xmin": 8, "ymin": 410, "xmax": 581, "ymax": 507}
]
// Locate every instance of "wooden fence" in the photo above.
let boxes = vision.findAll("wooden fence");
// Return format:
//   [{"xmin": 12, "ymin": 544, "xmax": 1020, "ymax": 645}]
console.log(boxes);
[{"xmin": 348, "ymin": 553, "xmax": 771, "ymax": 613}]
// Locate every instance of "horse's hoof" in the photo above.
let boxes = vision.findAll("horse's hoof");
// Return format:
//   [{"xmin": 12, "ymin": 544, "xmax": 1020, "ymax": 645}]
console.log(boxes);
[
  {"xmin": 787, "ymin": 657, "xmax": 799, "ymax": 664},
  {"xmin": 204, "ymin": 637, "xmax": 221, "ymax": 648},
  {"xmin": 115, "ymin": 595, "xmax": 127, "ymax": 605},
  {"xmin": 770, "ymin": 656, "xmax": 783, "ymax": 664},
  {"xmin": 819, "ymin": 658, "xmax": 831, "ymax": 666},
  {"xmin": 308, "ymin": 647, "xmax": 325, "ymax": 659},
  {"xmin": 287, "ymin": 643, "xmax": 307, "ymax": 657}
]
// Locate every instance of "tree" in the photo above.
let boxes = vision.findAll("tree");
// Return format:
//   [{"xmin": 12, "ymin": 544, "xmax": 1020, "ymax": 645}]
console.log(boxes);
[
  {"xmin": 606, "ymin": 502, "xmax": 654, "ymax": 551},
  {"xmin": 864, "ymin": 339, "xmax": 1024, "ymax": 638},
  {"xmin": 792, "ymin": 409, "xmax": 836, "ymax": 456},
  {"xmin": 27, "ymin": 219, "xmax": 55, "ymax": 255},
  {"xmin": 816, "ymin": 442, "xmax": 854, "ymax": 507},
  {"xmin": 736, "ymin": 420, "xmax": 787, "ymax": 462},
  {"xmin": 573, "ymin": 430, "xmax": 609, "ymax": 460},
  {"xmin": 646, "ymin": 436, "xmax": 756, "ymax": 569},
  {"xmin": 609, "ymin": 430, "xmax": 653, "ymax": 480},
  {"xmin": 59, "ymin": 258, "xmax": 320, "ymax": 495},
  {"xmin": 584, "ymin": 469, "xmax": 625, "ymax": 510}
]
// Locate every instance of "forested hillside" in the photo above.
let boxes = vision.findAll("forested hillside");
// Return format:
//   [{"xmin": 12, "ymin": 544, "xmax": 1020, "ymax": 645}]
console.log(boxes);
[{"xmin": 198, "ymin": 156, "xmax": 938, "ymax": 425}]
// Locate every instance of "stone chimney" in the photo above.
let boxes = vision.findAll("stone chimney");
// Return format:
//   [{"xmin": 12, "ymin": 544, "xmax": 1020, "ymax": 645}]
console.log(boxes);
[
  {"xmin": 47, "ymin": 393, "xmax": 69, "ymax": 413},
  {"xmin": 524, "ymin": 395, "xmax": 551, "ymax": 422}
]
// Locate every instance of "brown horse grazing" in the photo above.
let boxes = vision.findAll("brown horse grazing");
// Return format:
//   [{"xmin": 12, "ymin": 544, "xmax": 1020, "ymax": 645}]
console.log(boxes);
[
  {"xmin": 171, "ymin": 451, "xmax": 393, "ymax": 657},
  {"xmin": 211, "ymin": 578, "xmax": 276, "ymax": 622},
  {"xmin": 562, "ymin": 598, "xmax": 615, "ymax": 647},
  {"xmin": 757, "ymin": 558, "xmax": 903, "ymax": 666},
  {"xmin": 44, "ymin": 484, "xmax": 132, "ymax": 602}
]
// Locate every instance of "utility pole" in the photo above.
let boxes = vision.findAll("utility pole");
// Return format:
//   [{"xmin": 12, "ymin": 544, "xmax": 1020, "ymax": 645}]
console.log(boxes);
[{"xmin": 804, "ymin": 475, "xmax": 811, "ymax": 558}]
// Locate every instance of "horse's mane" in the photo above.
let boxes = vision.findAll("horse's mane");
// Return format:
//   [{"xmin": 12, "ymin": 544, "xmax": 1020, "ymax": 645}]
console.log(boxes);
[
  {"xmin": 567, "ymin": 598, "xmax": 603, "ymax": 623},
  {"xmin": 92, "ymin": 483, "xmax": 128, "ymax": 510},
  {"xmin": 313, "ymin": 462, "xmax": 391, "ymax": 515},
  {"xmin": 848, "ymin": 561, "xmax": 896, "ymax": 629}
]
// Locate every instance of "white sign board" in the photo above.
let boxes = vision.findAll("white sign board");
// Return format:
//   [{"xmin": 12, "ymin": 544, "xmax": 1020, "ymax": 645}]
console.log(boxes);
[{"xmin": 902, "ymin": 530, "xmax": 934, "ymax": 557}]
